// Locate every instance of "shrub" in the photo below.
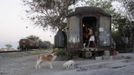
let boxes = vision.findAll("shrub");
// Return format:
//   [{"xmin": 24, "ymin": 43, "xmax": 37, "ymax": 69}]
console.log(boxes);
[{"xmin": 54, "ymin": 48, "xmax": 66, "ymax": 56}]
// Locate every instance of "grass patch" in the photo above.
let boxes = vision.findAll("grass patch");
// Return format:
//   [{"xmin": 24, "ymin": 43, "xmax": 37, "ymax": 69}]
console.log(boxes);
[
  {"xmin": 0, "ymin": 49, "xmax": 51, "ymax": 58},
  {"xmin": 54, "ymin": 48, "xmax": 66, "ymax": 56}
]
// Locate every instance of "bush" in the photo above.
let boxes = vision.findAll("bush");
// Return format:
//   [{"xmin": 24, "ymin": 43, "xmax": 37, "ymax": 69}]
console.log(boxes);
[{"xmin": 54, "ymin": 48, "xmax": 66, "ymax": 56}]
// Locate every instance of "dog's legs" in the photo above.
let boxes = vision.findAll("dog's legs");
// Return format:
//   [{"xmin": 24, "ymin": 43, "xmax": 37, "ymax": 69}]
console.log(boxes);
[
  {"xmin": 66, "ymin": 65, "xmax": 69, "ymax": 70},
  {"xmin": 35, "ymin": 59, "xmax": 42, "ymax": 69},
  {"xmin": 49, "ymin": 62, "xmax": 53, "ymax": 69}
]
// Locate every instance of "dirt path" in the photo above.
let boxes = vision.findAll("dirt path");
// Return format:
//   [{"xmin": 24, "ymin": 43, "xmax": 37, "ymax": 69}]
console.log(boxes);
[
  {"xmin": 0, "ymin": 53, "xmax": 104, "ymax": 75},
  {"xmin": 1, "ymin": 53, "xmax": 134, "ymax": 75}
]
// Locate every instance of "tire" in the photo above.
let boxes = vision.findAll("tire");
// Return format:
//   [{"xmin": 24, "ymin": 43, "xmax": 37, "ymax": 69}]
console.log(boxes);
[{"xmin": 85, "ymin": 51, "xmax": 92, "ymax": 58}]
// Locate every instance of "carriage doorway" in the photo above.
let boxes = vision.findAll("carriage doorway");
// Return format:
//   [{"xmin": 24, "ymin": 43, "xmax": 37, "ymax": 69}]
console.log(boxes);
[{"xmin": 82, "ymin": 16, "xmax": 97, "ymax": 48}]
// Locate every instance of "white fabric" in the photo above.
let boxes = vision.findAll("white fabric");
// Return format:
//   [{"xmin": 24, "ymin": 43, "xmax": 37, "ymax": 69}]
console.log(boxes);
[{"xmin": 89, "ymin": 35, "xmax": 95, "ymax": 41}]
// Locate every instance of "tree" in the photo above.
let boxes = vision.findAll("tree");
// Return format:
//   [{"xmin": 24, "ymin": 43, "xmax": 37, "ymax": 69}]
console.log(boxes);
[
  {"xmin": 113, "ymin": 0, "xmax": 134, "ymax": 50},
  {"xmin": 39, "ymin": 41, "xmax": 51, "ymax": 48},
  {"xmin": 23, "ymin": 0, "xmax": 120, "ymax": 30},
  {"xmin": 23, "ymin": 0, "xmax": 78, "ymax": 30},
  {"xmin": 23, "ymin": 0, "xmax": 118, "ymax": 30},
  {"xmin": 122, "ymin": 0, "xmax": 134, "ymax": 20},
  {"xmin": 26, "ymin": 35, "xmax": 40, "ymax": 41}
]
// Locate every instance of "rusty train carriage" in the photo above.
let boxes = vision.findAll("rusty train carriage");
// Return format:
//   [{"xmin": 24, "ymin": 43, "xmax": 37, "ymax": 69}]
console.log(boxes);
[{"xmin": 66, "ymin": 7, "xmax": 112, "ymax": 58}]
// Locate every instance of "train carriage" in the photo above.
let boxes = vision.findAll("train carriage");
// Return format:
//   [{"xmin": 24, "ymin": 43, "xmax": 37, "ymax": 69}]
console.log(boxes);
[{"xmin": 55, "ymin": 7, "xmax": 112, "ymax": 58}]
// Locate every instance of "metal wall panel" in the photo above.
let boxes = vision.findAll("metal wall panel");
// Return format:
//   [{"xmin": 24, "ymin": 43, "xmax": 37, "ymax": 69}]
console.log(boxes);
[
  {"xmin": 99, "ymin": 16, "xmax": 111, "ymax": 46},
  {"xmin": 68, "ymin": 16, "xmax": 80, "ymax": 43}
]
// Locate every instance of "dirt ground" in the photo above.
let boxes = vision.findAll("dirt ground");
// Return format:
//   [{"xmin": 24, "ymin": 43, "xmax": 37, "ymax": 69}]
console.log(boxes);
[
  {"xmin": 0, "ymin": 52, "xmax": 95, "ymax": 75},
  {"xmin": 1, "ymin": 51, "xmax": 134, "ymax": 75}
]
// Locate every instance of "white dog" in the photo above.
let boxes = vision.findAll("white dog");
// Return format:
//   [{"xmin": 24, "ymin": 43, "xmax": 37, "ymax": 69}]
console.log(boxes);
[{"xmin": 63, "ymin": 60, "xmax": 75, "ymax": 69}]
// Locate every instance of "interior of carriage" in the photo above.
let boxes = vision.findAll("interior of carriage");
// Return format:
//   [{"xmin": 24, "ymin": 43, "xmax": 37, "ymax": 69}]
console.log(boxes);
[{"xmin": 82, "ymin": 16, "xmax": 97, "ymax": 48}]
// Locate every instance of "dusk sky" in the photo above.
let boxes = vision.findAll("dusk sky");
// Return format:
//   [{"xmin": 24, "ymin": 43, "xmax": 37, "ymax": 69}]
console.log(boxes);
[{"xmin": 0, "ymin": 0, "xmax": 55, "ymax": 49}]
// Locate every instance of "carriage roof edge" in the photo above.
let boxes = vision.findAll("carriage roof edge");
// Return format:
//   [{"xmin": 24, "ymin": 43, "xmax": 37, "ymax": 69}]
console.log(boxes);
[{"xmin": 67, "ymin": 6, "xmax": 111, "ymax": 17}]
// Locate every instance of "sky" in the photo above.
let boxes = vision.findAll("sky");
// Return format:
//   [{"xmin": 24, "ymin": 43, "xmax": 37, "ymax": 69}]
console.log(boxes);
[{"xmin": 0, "ymin": 0, "xmax": 55, "ymax": 49}]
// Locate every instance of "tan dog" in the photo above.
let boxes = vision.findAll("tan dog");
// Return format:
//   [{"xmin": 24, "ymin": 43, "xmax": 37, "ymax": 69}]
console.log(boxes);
[{"xmin": 35, "ymin": 52, "xmax": 57, "ymax": 69}]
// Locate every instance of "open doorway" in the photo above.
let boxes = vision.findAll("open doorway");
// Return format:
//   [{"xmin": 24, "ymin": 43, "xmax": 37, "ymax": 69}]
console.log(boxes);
[{"xmin": 82, "ymin": 16, "xmax": 97, "ymax": 48}]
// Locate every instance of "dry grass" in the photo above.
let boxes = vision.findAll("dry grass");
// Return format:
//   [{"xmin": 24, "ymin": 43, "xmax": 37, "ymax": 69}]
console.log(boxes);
[{"xmin": 0, "ymin": 49, "xmax": 51, "ymax": 58}]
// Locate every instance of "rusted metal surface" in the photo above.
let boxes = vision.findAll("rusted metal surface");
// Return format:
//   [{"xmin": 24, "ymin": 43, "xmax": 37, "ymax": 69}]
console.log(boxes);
[
  {"xmin": 66, "ymin": 7, "xmax": 111, "ymax": 54},
  {"xmin": 54, "ymin": 30, "xmax": 67, "ymax": 48},
  {"xmin": 67, "ymin": 7, "xmax": 111, "ymax": 17}
]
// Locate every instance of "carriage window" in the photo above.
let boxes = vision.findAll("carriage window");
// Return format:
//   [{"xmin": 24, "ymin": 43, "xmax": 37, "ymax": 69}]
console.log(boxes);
[
  {"xmin": 99, "ymin": 16, "xmax": 111, "ymax": 46},
  {"xmin": 68, "ymin": 16, "xmax": 80, "ymax": 43}
]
